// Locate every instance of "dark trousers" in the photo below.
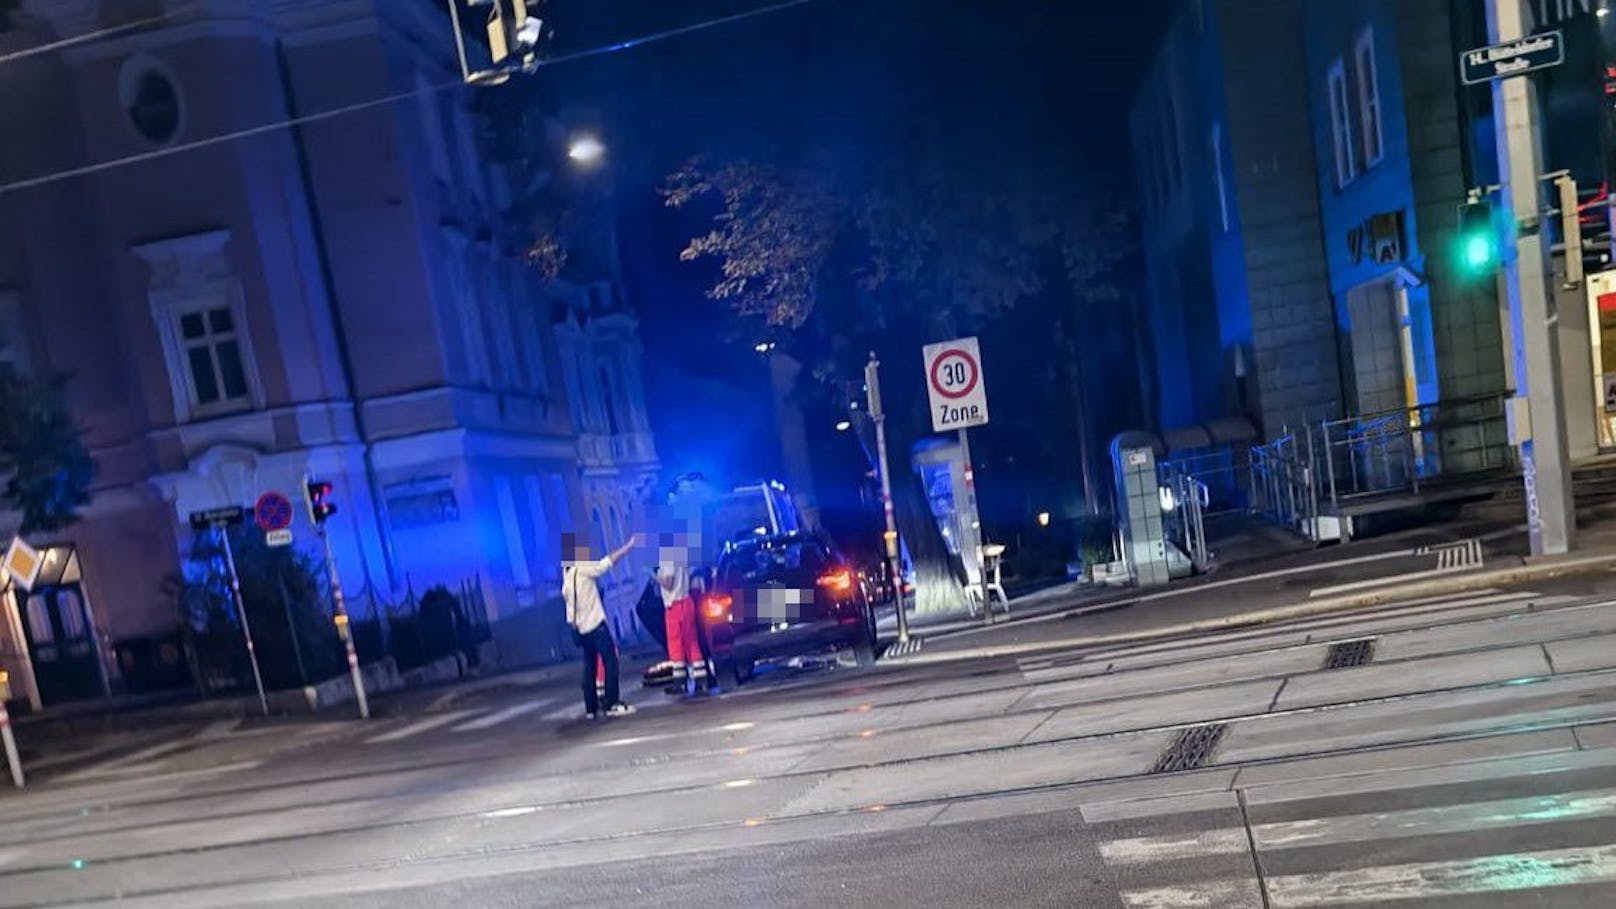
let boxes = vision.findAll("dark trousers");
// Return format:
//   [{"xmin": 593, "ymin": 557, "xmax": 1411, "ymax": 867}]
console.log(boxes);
[{"xmin": 579, "ymin": 623, "xmax": 620, "ymax": 714}]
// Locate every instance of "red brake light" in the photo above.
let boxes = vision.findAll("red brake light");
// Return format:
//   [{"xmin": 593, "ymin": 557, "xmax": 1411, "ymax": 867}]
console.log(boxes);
[
  {"xmin": 702, "ymin": 594, "xmax": 733, "ymax": 620},
  {"xmin": 817, "ymin": 568, "xmax": 853, "ymax": 595}
]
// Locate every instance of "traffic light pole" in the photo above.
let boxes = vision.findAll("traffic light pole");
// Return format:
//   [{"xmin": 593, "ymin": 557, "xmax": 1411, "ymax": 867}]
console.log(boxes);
[
  {"xmin": 319, "ymin": 526, "xmax": 369, "ymax": 720},
  {"xmin": 1489, "ymin": 0, "xmax": 1575, "ymax": 556},
  {"xmin": 218, "ymin": 529, "xmax": 270, "ymax": 716}
]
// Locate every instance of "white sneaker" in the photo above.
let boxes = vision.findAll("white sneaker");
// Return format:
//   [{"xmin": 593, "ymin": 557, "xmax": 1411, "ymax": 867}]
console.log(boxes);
[
  {"xmin": 605, "ymin": 703, "xmax": 637, "ymax": 717},
  {"xmin": 584, "ymin": 711, "xmax": 598, "ymax": 720}
]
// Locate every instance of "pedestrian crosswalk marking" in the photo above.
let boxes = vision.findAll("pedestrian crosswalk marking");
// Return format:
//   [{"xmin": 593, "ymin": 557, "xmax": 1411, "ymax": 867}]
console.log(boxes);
[
  {"xmin": 1264, "ymin": 843, "xmax": 1616, "ymax": 904},
  {"xmin": 451, "ymin": 701, "xmax": 547, "ymax": 731},
  {"xmin": 365, "ymin": 709, "xmax": 480, "ymax": 744},
  {"xmin": 1121, "ymin": 878, "xmax": 1264, "ymax": 909}
]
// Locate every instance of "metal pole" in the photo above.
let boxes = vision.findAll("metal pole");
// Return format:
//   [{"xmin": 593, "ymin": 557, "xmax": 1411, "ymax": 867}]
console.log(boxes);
[
  {"xmin": 956, "ymin": 428, "xmax": 993, "ymax": 625},
  {"xmin": 320, "ymin": 527, "xmax": 370, "ymax": 720},
  {"xmin": 1489, "ymin": 0, "xmax": 1575, "ymax": 556},
  {"xmin": 865, "ymin": 353, "xmax": 909, "ymax": 644},
  {"xmin": 218, "ymin": 529, "xmax": 269, "ymax": 717},
  {"xmin": 0, "ymin": 694, "xmax": 22, "ymax": 788}
]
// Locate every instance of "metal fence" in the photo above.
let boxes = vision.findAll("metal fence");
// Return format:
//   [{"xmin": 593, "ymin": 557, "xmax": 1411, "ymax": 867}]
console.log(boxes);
[{"xmin": 1313, "ymin": 392, "xmax": 1515, "ymax": 513}]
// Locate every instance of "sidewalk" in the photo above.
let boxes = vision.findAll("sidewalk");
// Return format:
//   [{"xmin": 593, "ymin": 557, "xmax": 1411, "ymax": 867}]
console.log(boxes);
[{"xmin": 885, "ymin": 519, "xmax": 1616, "ymax": 666}]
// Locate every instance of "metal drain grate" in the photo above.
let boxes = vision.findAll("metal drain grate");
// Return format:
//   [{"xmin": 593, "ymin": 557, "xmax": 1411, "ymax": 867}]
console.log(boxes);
[
  {"xmin": 1323, "ymin": 639, "xmax": 1376, "ymax": 670},
  {"xmin": 1150, "ymin": 723, "xmax": 1228, "ymax": 774}
]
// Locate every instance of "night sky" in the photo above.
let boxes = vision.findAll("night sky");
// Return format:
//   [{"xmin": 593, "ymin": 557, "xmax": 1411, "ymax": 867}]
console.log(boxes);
[{"xmin": 543, "ymin": 0, "xmax": 1171, "ymax": 495}]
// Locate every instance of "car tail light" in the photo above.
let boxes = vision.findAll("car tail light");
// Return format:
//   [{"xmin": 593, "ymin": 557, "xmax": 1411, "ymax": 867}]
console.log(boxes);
[
  {"xmin": 817, "ymin": 568, "xmax": 854, "ymax": 595},
  {"xmin": 702, "ymin": 594, "xmax": 733, "ymax": 621}
]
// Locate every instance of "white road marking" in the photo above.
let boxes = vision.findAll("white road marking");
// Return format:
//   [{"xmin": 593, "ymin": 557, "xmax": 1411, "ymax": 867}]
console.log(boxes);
[
  {"xmin": 1263, "ymin": 843, "xmax": 1616, "ymax": 904},
  {"xmin": 1121, "ymin": 878, "xmax": 1265, "ymax": 909},
  {"xmin": 365, "ymin": 710, "xmax": 480, "ymax": 744},
  {"xmin": 1099, "ymin": 826, "xmax": 1249, "ymax": 864},
  {"xmin": 1258, "ymin": 787, "xmax": 1616, "ymax": 850},
  {"xmin": 70, "ymin": 716, "xmax": 245, "ymax": 777},
  {"xmin": 452, "ymin": 702, "xmax": 548, "ymax": 731}
]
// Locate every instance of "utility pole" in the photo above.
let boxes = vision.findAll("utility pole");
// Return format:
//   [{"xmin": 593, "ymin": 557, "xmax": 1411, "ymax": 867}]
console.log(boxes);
[
  {"xmin": 865, "ymin": 353, "xmax": 909, "ymax": 644},
  {"xmin": 1489, "ymin": 0, "xmax": 1575, "ymax": 556}
]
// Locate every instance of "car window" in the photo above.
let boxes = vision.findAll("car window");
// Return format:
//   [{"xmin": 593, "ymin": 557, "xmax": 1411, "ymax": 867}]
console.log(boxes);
[{"xmin": 720, "ymin": 539, "xmax": 833, "ymax": 586}]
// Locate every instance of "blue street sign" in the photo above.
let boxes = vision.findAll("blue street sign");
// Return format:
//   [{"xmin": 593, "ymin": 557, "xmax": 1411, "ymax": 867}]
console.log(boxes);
[{"xmin": 1460, "ymin": 31, "xmax": 1564, "ymax": 85}]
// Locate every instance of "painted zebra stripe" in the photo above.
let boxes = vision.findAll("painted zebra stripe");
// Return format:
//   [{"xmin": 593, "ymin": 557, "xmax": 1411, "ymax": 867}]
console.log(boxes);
[
  {"xmin": 365, "ymin": 709, "xmax": 480, "ymax": 744},
  {"xmin": 452, "ymin": 702, "xmax": 548, "ymax": 731}
]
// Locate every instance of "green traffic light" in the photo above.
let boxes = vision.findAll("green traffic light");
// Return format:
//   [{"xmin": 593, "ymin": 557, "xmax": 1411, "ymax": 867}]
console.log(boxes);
[{"xmin": 1463, "ymin": 233, "xmax": 1496, "ymax": 270}]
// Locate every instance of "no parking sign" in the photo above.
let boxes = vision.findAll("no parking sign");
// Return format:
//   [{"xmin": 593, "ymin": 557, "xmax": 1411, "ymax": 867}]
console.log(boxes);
[{"xmin": 923, "ymin": 337, "xmax": 990, "ymax": 433}]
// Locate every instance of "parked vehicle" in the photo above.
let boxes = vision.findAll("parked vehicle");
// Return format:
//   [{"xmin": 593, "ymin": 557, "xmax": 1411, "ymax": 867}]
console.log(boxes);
[{"xmin": 699, "ymin": 532, "xmax": 878, "ymax": 684}]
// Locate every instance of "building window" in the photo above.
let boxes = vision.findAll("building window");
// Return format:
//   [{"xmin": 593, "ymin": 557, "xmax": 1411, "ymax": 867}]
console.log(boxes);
[
  {"xmin": 600, "ymin": 368, "xmax": 620, "ymax": 435},
  {"xmin": 118, "ymin": 56, "xmax": 185, "ymax": 146},
  {"xmin": 1355, "ymin": 29, "xmax": 1384, "ymax": 168},
  {"xmin": 1328, "ymin": 58, "xmax": 1358, "ymax": 189},
  {"xmin": 177, "ymin": 306, "xmax": 249, "ymax": 408},
  {"xmin": 1211, "ymin": 122, "xmax": 1230, "ymax": 232}
]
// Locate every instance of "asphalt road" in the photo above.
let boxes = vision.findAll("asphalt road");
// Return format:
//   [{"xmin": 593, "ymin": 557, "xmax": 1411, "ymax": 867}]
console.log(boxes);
[{"xmin": 6, "ymin": 574, "xmax": 1616, "ymax": 907}]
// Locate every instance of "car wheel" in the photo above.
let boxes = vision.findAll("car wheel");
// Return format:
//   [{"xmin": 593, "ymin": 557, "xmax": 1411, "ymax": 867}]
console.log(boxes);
[
  {"xmin": 854, "ymin": 606, "xmax": 879, "ymax": 667},
  {"xmin": 729, "ymin": 657, "xmax": 754, "ymax": 686}
]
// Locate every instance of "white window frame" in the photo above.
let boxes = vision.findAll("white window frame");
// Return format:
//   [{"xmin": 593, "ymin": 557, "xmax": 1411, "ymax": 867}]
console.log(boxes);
[
  {"xmin": 133, "ymin": 230, "xmax": 263, "ymax": 423},
  {"xmin": 173, "ymin": 303, "xmax": 253, "ymax": 414},
  {"xmin": 1355, "ymin": 28, "xmax": 1384, "ymax": 168},
  {"xmin": 1328, "ymin": 58, "xmax": 1358, "ymax": 189}
]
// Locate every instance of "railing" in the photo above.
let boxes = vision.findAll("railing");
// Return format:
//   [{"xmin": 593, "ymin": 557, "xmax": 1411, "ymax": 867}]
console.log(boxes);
[
  {"xmin": 1313, "ymin": 392, "xmax": 1514, "ymax": 514},
  {"xmin": 1249, "ymin": 432, "xmax": 1321, "ymax": 539}
]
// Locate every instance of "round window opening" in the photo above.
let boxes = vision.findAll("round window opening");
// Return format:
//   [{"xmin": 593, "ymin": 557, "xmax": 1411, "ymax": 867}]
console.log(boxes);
[{"xmin": 121, "ymin": 63, "xmax": 182, "ymax": 145}]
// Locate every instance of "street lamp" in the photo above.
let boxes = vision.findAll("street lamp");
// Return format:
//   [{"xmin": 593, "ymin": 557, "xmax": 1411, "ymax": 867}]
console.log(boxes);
[
  {"xmin": 835, "ymin": 420, "xmax": 852, "ymax": 432},
  {"xmin": 568, "ymin": 134, "xmax": 605, "ymax": 167}
]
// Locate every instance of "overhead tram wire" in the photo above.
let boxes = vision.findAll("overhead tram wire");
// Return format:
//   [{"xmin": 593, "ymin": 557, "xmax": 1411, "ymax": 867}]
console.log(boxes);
[
  {"xmin": 0, "ymin": 11, "xmax": 175, "ymax": 66},
  {"xmin": 0, "ymin": 0, "xmax": 825, "ymax": 199}
]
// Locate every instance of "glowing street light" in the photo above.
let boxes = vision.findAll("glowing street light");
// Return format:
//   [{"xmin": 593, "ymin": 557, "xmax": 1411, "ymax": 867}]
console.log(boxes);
[
  {"xmin": 835, "ymin": 420, "xmax": 852, "ymax": 432},
  {"xmin": 567, "ymin": 134, "xmax": 605, "ymax": 167}
]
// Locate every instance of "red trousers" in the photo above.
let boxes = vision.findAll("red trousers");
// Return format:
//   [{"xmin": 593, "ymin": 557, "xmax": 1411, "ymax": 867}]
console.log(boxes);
[{"xmin": 666, "ymin": 597, "xmax": 703, "ymax": 670}]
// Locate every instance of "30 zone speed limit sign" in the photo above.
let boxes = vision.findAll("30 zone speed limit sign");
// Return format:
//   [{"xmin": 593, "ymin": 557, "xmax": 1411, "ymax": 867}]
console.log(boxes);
[{"xmin": 924, "ymin": 336, "xmax": 989, "ymax": 432}]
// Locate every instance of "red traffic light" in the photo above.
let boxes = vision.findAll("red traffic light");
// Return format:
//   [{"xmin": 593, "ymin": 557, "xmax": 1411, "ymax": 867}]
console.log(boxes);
[{"xmin": 304, "ymin": 479, "xmax": 337, "ymax": 525}]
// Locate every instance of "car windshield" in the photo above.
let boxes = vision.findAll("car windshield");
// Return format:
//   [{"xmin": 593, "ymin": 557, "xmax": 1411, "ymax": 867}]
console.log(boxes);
[{"xmin": 720, "ymin": 539, "xmax": 834, "ymax": 587}]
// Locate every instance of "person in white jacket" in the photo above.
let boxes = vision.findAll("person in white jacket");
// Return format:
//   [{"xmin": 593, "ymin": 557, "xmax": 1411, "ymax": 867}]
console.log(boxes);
[{"xmin": 562, "ymin": 532, "xmax": 639, "ymax": 718}]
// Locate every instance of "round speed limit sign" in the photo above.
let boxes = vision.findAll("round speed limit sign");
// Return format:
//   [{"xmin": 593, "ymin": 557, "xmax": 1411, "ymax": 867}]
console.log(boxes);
[{"xmin": 922, "ymin": 336, "xmax": 989, "ymax": 432}]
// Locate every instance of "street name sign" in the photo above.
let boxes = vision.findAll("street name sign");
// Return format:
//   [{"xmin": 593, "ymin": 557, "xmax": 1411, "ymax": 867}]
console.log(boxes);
[
  {"xmin": 1460, "ymin": 31, "xmax": 1564, "ymax": 85},
  {"xmin": 189, "ymin": 505, "xmax": 246, "ymax": 530},
  {"xmin": 923, "ymin": 336, "xmax": 989, "ymax": 432}
]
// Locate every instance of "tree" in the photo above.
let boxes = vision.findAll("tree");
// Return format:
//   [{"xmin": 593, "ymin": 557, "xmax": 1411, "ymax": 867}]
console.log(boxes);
[
  {"xmin": 662, "ymin": 148, "xmax": 1130, "ymax": 613},
  {"xmin": 0, "ymin": 371, "xmax": 95, "ymax": 535}
]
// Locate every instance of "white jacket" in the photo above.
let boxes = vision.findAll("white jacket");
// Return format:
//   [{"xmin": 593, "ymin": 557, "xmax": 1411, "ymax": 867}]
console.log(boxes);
[{"xmin": 562, "ymin": 556, "xmax": 613, "ymax": 634}]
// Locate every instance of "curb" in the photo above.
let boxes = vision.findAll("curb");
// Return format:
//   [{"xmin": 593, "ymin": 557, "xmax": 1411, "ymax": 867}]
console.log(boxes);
[{"xmin": 884, "ymin": 551, "xmax": 1616, "ymax": 666}]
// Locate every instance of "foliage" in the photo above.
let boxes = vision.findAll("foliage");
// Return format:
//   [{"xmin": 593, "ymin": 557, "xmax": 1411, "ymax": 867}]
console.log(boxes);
[
  {"xmin": 662, "ymin": 146, "xmax": 1133, "ymax": 611},
  {"xmin": 169, "ymin": 528, "xmax": 343, "ymax": 691},
  {"xmin": 0, "ymin": 371, "xmax": 95, "ymax": 534}
]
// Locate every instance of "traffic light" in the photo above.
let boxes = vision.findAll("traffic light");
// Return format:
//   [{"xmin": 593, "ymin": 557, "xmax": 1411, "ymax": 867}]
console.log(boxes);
[
  {"xmin": 1455, "ymin": 199, "xmax": 1500, "ymax": 277},
  {"xmin": 480, "ymin": 0, "xmax": 545, "ymax": 69},
  {"xmin": 305, "ymin": 479, "xmax": 336, "ymax": 526}
]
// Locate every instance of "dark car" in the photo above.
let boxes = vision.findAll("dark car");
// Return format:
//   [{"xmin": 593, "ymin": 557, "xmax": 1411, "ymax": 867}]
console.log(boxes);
[{"xmin": 700, "ymin": 533, "xmax": 878, "ymax": 684}]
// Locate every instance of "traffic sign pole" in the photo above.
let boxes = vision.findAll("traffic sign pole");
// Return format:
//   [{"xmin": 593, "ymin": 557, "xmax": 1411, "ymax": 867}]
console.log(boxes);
[
  {"xmin": 217, "ymin": 529, "xmax": 270, "ymax": 716},
  {"xmin": 0, "ymin": 670, "xmax": 23, "ymax": 788},
  {"xmin": 1486, "ymin": 0, "xmax": 1575, "ymax": 556},
  {"xmin": 319, "ymin": 526, "xmax": 369, "ymax": 720},
  {"xmin": 865, "ymin": 353, "xmax": 908, "ymax": 644},
  {"xmin": 957, "ymin": 428, "xmax": 993, "ymax": 626}
]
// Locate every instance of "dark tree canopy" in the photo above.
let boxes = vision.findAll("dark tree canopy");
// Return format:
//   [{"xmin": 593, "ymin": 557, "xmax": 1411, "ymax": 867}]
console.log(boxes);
[{"xmin": 0, "ymin": 372, "xmax": 95, "ymax": 535}]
